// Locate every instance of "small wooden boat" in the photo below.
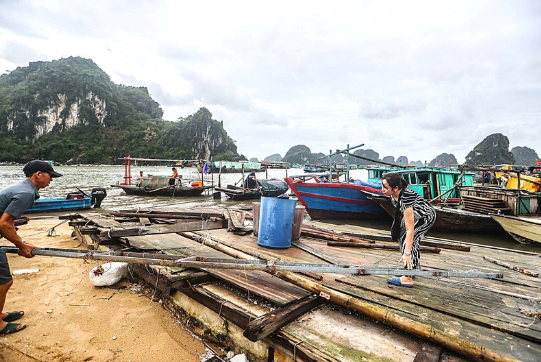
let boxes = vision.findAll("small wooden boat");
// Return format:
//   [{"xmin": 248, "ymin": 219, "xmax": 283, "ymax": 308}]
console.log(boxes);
[
  {"xmin": 114, "ymin": 176, "xmax": 209, "ymax": 197},
  {"xmin": 215, "ymin": 185, "xmax": 261, "ymax": 200},
  {"xmin": 25, "ymin": 189, "xmax": 106, "ymax": 213},
  {"xmin": 491, "ymin": 214, "xmax": 541, "ymax": 244},
  {"xmin": 216, "ymin": 179, "xmax": 289, "ymax": 201}
]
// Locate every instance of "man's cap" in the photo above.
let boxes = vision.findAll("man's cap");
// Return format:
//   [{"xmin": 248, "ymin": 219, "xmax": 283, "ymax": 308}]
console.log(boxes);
[{"xmin": 23, "ymin": 160, "xmax": 63, "ymax": 178}]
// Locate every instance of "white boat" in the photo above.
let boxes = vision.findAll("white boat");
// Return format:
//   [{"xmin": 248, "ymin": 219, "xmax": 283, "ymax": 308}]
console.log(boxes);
[{"xmin": 491, "ymin": 214, "xmax": 541, "ymax": 244}]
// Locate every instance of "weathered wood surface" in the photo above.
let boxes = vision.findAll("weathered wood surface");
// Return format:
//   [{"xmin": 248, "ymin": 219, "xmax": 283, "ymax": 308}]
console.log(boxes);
[
  {"xmin": 243, "ymin": 294, "xmax": 324, "ymax": 342},
  {"xmin": 94, "ymin": 205, "xmax": 541, "ymax": 362},
  {"xmin": 127, "ymin": 233, "xmax": 309, "ymax": 305},
  {"xmin": 101, "ymin": 219, "xmax": 224, "ymax": 238},
  {"xmin": 197, "ymin": 227, "xmax": 541, "ymax": 362}
]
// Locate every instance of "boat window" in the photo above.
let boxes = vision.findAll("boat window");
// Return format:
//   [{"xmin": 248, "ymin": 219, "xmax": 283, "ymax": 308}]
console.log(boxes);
[
  {"xmin": 416, "ymin": 172, "xmax": 429, "ymax": 183},
  {"xmin": 409, "ymin": 173, "xmax": 418, "ymax": 185}
]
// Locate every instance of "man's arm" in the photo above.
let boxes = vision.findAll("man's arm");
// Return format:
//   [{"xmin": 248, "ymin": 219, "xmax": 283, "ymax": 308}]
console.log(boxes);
[{"xmin": 0, "ymin": 212, "xmax": 38, "ymax": 258}]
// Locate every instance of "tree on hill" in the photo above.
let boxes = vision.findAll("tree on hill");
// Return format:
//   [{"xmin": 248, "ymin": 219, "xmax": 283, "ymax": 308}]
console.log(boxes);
[
  {"xmin": 282, "ymin": 145, "xmax": 316, "ymax": 164},
  {"xmin": 511, "ymin": 146, "xmax": 539, "ymax": 166},
  {"xmin": 464, "ymin": 133, "xmax": 515, "ymax": 165}
]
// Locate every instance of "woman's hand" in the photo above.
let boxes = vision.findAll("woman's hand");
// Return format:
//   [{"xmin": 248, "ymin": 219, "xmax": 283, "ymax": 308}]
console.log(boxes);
[{"xmin": 399, "ymin": 253, "xmax": 413, "ymax": 270}]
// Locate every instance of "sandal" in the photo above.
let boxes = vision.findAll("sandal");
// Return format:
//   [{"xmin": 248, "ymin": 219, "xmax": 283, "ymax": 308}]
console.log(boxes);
[
  {"xmin": 0, "ymin": 322, "xmax": 26, "ymax": 335},
  {"xmin": 387, "ymin": 277, "xmax": 413, "ymax": 288},
  {"xmin": 3, "ymin": 311, "xmax": 24, "ymax": 322}
]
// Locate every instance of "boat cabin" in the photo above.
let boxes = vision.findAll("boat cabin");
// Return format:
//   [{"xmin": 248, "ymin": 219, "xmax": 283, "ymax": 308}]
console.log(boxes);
[
  {"xmin": 366, "ymin": 166, "xmax": 475, "ymax": 199},
  {"xmin": 137, "ymin": 175, "xmax": 182, "ymax": 188}
]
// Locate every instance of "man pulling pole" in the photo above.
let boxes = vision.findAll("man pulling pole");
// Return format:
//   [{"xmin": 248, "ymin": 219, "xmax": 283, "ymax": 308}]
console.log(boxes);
[{"xmin": 0, "ymin": 160, "xmax": 62, "ymax": 335}]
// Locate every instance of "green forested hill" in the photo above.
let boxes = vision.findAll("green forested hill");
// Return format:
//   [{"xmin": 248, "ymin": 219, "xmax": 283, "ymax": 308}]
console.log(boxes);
[{"xmin": 0, "ymin": 57, "xmax": 241, "ymax": 163}]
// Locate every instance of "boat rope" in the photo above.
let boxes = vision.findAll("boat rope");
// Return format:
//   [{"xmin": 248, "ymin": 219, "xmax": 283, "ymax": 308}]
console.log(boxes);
[{"xmin": 20, "ymin": 219, "xmax": 69, "ymax": 238}]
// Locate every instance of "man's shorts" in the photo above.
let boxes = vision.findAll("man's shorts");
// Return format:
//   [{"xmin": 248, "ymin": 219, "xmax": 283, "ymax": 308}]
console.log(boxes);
[{"xmin": 0, "ymin": 249, "xmax": 13, "ymax": 285}]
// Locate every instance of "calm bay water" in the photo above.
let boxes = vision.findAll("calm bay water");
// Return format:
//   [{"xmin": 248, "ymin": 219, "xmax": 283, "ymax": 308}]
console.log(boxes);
[{"xmin": 1, "ymin": 165, "xmax": 539, "ymax": 252}]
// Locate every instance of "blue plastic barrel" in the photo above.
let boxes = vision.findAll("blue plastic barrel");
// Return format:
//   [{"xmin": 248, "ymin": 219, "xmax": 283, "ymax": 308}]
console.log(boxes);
[{"xmin": 257, "ymin": 196, "xmax": 297, "ymax": 249}]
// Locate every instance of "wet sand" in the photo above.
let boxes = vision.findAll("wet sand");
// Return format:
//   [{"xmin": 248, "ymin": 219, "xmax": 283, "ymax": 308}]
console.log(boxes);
[{"xmin": 0, "ymin": 216, "xmax": 206, "ymax": 362}]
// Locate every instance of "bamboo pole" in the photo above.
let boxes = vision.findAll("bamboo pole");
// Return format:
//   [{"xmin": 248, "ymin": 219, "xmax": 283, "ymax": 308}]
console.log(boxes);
[{"xmin": 483, "ymin": 256, "xmax": 538, "ymax": 277}]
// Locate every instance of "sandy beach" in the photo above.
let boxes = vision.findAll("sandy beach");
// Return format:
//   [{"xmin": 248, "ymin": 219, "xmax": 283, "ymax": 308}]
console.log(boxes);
[{"xmin": 0, "ymin": 216, "xmax": 208, "ymax": 362}]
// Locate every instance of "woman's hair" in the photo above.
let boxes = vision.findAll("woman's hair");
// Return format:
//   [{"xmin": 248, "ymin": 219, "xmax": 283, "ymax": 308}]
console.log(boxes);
[{"xmin": 382, "ymin": 172, "xmax": 408, "ymax": 189}]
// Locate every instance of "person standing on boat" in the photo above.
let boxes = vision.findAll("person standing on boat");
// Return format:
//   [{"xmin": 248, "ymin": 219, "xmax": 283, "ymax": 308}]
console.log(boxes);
[
  {"xmin": 169, "ymin": 167, "xmax": 179, "ymax": 186},
  {"xmin": 245, "ymin": 170, "xmax": 258, "ymax": 189},
  {"xmin": 381, "ymin": 172, "xmax": 436, "ymax": 288},
  {"xmin": 0, "ymin": 160, "xmax": 62, "ymax": 335}
]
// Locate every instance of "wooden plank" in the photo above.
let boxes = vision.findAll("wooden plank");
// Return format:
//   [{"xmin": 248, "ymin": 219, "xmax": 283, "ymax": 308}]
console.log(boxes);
[
  {"xmin": 104, "ymin": 219, "xmax": 224, "ymax": 237},
  {"xmin": 243, "ymin": 295, "xmax": 325, "ymax": 342},
  {"xmin": 327, "ymin": 241, "xmax": 441, "ymax": 253},
  {"xmin": 291, "ymin": 240, "xmax": 343, "ymax": 264},
  {"xmin": 335, "ymin": 277, "xmax": 541, "ymax": 342},
  {"xmin": 228, "ymin": 209, "xmax": 245, "ymax": 229},
  {"xmin": 139, "ymin": 217, "xmax": 152, "ymax": 225}
]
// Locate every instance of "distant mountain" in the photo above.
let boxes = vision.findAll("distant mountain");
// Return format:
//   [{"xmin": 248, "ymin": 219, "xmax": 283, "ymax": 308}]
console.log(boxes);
[
  {"xmin": 511, "ymin": 146, "xmax": 539, "ymax": 166},
  {"xmin": 428, "ymin": 153, "xmax": 457, "ymax": 168},
  {"xmin": 464, "ymin": 133, "xmax": 514, "ymax": 165},
  {"xmin": 351, "ymin": 149, "xmax": 380, "ymax": 165},
  {"xmin": 282, "ymin": 145, "xmax": 317, "ymax": 164},
  {"xmin": 0, "ymin": 57, "xmax": 241, "ymax": 163},
  {"xmin": 249, "ymin": 157, "xmax": 259, "ymax": 162},
  {"xmin": 409, "ymin": 160, "xmax": 424, "ymax": 167},
  {"xmin": 382, "ymin": 156, "xmax": 395, "ymax": 165},
  {"xmin": 264, "ymin": 154, "xmax": 282, "ymax": 162},
  {"xmin": 396, "ymin": 156, "xmax": 408, "ymax": 167}
]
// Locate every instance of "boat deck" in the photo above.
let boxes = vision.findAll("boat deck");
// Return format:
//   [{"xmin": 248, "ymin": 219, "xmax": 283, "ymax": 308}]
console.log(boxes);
[{"xmin": 70, "ymin": 207, "xmax": 541, "ymax": 362}]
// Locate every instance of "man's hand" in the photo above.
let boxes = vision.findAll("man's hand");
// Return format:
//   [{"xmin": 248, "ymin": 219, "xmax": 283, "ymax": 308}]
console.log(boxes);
[{"xmin": 18, "ymin": 241, "xmax": 39, "ymax": 258}]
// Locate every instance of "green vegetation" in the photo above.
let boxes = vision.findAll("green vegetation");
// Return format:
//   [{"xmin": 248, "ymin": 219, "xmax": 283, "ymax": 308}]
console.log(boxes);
[
  {"xmin": 511, "ymin": 146, "xmax": 539, "ymax": 166},
  {"xmin": 464, "ymin": 133, "xmax": 515, "ymax": 165},
  {"xmin": 429, "ymin": 153, "xmax": 457, "ymax": 168},
  {"xmin": 0, "ymin": 57, "xmax": 240, "ymax": 163},
  {"xmin": 282, "ymin": 145, "xmax": 321, "ymax": 164}
]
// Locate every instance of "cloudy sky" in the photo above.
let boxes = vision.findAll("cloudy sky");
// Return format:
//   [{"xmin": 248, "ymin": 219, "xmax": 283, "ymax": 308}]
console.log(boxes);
[{"xmin": 1, "ymin": 0, "xmax": 540, "ymax": 163}]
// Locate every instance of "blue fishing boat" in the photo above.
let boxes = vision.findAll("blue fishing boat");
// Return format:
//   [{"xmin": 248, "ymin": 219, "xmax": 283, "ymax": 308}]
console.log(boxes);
[
  {"xmin": 25, "ymin": 189, "xmax": 106, "ymax": 213},
  {"xmin": 285, "ymin": 176, "xmax": 388, "ymax": 220}
]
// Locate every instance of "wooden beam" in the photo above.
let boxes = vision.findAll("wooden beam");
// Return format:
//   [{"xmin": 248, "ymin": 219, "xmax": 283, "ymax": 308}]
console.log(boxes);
[
  {"xmin": 243, "ymin": 295, "xmax": 325, "ymax": 342},
  {"xmin": 327, "ymin": 241, "xmax": 441, "ymax": 253},
  {"xmin": 109, "ymin": 211, "xmax": 215, "ymax": 220},
  {"xmin": 100, "ymin": 219, "xmax": 224, "ymax": 238}
]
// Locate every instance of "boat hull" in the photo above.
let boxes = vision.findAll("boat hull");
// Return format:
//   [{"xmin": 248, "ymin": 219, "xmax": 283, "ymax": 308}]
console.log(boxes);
[
  {"xmin": 284, "ymin": 178, "xmax": 389, "ymax": 220},
  {"xmin": 116, "ymin": 185, "xmax": 206, "ymax": 197},
  {"xmin": 25, "ymin": 197, "xmax": 92, "ymax": 213},
  {"xmin": 366, "ymin": 192, "xmax": 504, "ymax": 233},
  {"xmin": 491, "ymin": 215, "xmax": 541, "ymax": 244},
  {"xmin": 215, "ymin": 187, "xmax": 262, "ymax": 200}
]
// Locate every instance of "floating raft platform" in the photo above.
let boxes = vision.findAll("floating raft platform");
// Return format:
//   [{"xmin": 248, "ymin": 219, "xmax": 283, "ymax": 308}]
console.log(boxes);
[{"xmin": 65, "ymin": 206, "xmax": 541, "ymax": 362}]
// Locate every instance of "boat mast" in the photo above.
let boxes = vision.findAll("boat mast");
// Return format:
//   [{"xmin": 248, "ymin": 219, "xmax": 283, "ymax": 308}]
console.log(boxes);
[{"xmin": 318, "ymin": 144, "xmax": 364, "ymax": 183}]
